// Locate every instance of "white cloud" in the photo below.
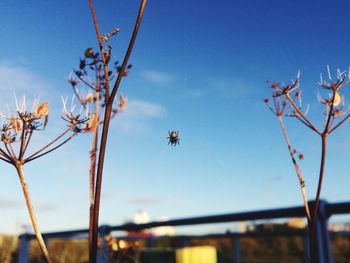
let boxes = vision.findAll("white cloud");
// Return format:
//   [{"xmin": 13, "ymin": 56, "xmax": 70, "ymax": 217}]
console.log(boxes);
[
  {"xmin": 0, "ymin": 61, "xmax": 55, "ymax": 108},
  {"xmin": 114, "ymin": 99, "xmax": 166, "ymax": 133},
  {"xmin": 140, "ymin": 69, "xmax": 174, "ymax": 86}
]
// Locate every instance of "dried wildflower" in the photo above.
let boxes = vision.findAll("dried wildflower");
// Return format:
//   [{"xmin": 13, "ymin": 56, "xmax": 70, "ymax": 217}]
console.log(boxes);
[
  {"xmin": 86, "ymin": 93, "xmax": 95, "ymax": 103},
  {"xmin": 85, "ymin": 48, "xmax": 94, "ymax": 58},
  {"xmin": 118, "ymin": 93, "xmax": 127, "ymax": 110},
  {"xmin": 112, "ymin": 27, "xmax": 120, "ymax": 35},
  {"xmin": 332, "ymin": 92, "xmax": 342, "ymax": 106},
  {"xmin": 10, "ymin": 116, "xmax": 22, "ymax": 133},
  {"xmin": 35, "ymin": 103, "xmax": 49, "ymax": 118},
  {"xmin": 317, "ymin": 91, "xmax": 343, "ymax": 107},
  {"xmin": 84, "ymin": 113, "xmax": 97, "ymax": 132}
]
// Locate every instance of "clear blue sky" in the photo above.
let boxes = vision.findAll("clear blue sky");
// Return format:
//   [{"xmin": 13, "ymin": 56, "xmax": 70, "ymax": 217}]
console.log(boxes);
[{"xmin": 1, "ymin": 0, "xmax": 350, "ymax": 234}]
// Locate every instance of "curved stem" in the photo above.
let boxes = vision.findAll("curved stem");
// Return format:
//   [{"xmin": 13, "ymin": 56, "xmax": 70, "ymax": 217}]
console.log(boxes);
[
  {"xmin": 18, "ymin": 121, "xmax": 27, "ymax": 160},
  {"xmin": 329, "ymin": 113, "xmax": 350, "ymax": 134},
  {"xmin": 23, "ymin": 130, "xmax": 33, "ymax": 156},
  {"xmin": 109, "ymin": 0, "xmax": 147, "ymax": 104},
  {"xmin": 286, "ymin": 94, "xmax": 321, "ymax": 135},
  {"xmin": 24, "ymin": 126, "xmax": 72, "ymax": 162},
  {"xmin": 278, "ymin": 116, "xmax": 311, "ymax": 224},
  {"xmin": 88, "ymin": 0, "xmax": 110, "ymax": 99},
  {"xmin": 24, "ymin": 132, "xmax": 77, "ymax": 163},
  {"xmin": 88, "ymin": 90, "xmax": 100, "ymax": 258},
  {"xmin": 15, "ymin": 164, "xmax": 52, "ymax": 263},
  {"xmin": 313, "ymin": 135, "xmax": 327, "ymax": 222},
  {"xmin": 88, "ymin": 1, "xmax": 147, "ymax": 262}
]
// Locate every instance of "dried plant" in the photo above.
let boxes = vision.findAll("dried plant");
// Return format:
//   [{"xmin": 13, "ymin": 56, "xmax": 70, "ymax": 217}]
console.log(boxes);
[
  {"xmin": 67, "ymin": 47, "xmax": 128, "ymax": 262},
  {"xmin": 0, "ymin": 96, "xmax": 88, "ymax": 263},
  {"xmin": 72, "ymin": 1, "xmax": 148, "ymax": 262},
  {"xmin": 265, "ymin": 67, "xmax": 350, "ymax": 262}
]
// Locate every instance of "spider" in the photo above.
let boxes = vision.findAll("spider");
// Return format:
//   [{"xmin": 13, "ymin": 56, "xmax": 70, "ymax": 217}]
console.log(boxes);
[{"xmin": 167, "ymin": 130, "xmax": 180, "ymax": 146}]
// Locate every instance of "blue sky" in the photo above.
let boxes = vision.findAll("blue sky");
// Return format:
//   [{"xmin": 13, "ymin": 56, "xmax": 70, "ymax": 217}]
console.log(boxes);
[{"xmin": 1, "ymin": 0, "xmax": 350, "ymax": 234}]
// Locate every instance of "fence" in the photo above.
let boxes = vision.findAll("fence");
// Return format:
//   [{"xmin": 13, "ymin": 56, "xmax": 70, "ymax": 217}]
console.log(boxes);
[{"xmin": 17, "ymin": 200, "xmax": 350, "ymax": 263}]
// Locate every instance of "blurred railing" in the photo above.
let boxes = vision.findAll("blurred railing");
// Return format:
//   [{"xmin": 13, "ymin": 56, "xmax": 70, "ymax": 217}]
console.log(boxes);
[{"xmin": 17, "ymin": 200, "xmax": 350, "ymax": 263}]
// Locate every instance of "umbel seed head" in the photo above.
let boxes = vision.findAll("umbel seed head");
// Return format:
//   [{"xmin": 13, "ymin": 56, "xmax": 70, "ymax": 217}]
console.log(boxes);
[{"xmin": 35, "ymin": 103, "xmax": 49, "ymax": 118}]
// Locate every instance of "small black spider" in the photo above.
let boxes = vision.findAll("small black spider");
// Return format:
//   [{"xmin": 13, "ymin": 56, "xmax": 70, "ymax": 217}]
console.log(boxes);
[{"xmin": 167, "ymin": 130, "xmax": 180, "ymax": 146}]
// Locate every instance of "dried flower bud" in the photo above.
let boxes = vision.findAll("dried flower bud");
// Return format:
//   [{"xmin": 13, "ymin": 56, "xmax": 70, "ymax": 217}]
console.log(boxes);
[
  {"xmin": 112, "ymin": 27, "xmax": 120, "ymax": 35},
  {"xmin": 84, "ymin": 48, "xmax": 94, "ymax": 58},
  {"xmin": 35, "ymin": 103, "xmax": 49, "ymax": 118},
  {"xmin": 86, "ymin": 93, "xmax": 94, "ymax": 103},
  {"xmin": 333, "ymin": 92, "xmax": 342, "ymax": 106},
  {"xmin": 79, "ymin": 59, "xmax": 86, "ymax": 70},
  {"xmin": 298, "ymin": 154, "xmax": 304, "ymax": 160},
  {"xmin": 68, "ymin": 79, "xmax": 79, "ymax": 87},
  {"xmin": 118, "ymin": 93, "xmax": 127, "ymax": 110},
  {"xmin": 85, "ymin": 113, "xmax": 97, "ymax": 132},
  {"xmin": 333, "ymin": 109, "xmax": 342, "ymax": 118},
  {"xmin": 10, "ymin": 117, "xmax": 22, "ymax": 133}
]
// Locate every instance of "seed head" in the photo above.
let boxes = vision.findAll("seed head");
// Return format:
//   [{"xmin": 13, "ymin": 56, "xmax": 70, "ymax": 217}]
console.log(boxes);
[
  {"xmin": 86, "ymin": 93, "xmax": 94, "ymax": 103},
  {"xmin": 10, "ymin": 117, "xmax": 22, "ymax": 133},
  {"xmin": 34, "ymin": 103, "xmax": 49, "ymax": 118},
  {"xmin": 84, "ymin": 113, "xmax": 97, "ymax": 132},
  {"xmin": 118, "ymin": 93, "xmax": 127, "ymax": 110},
  {"xmin": 84, "ymin": 48, "xmax": 94, "ymax": 58}
]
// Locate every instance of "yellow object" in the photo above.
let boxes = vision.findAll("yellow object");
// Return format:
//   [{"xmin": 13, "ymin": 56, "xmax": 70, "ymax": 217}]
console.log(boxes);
[
  {"xmin": 176, "ymin": 246, "xmax": 217, "ymax": 263},
  {"xmin": 333, "ymin": 92, "xmax": 342, "ymax": 106}
]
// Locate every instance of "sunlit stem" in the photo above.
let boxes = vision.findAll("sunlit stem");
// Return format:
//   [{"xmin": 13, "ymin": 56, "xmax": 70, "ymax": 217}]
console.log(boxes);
[
  {"xmin": 15, "ymin": 164, "xmax": 52, "ymax": 263},
  {"xmin": 88, "ymin": 90, "xmax": 100, "ymax": 257},
  {"xmin": 278, "ymin": 115, "xmax": 311, "ymax": 225},
  {"xmin": 88, "ymin": 0, "xmax": 110, "ymax": 99},
  {"xmin": 22, "ymin": 130, "xmax": 33, "ymax": 156},
  {"xmin": 24, "ymin": 126, "xmax": 72, "ymax": 162},
  {"xmin": 286, "ymin": 93, "xmax": 321, "ymax": 135},
  {"xmin": 313, "ymin": 135, "xmax": 327, "ymax": 223},
  {"xmin": 24, "ymin": 132, "xmax": 77, "ymax": 163},
  {"xmin": 88, "ymin": 0, "xmax": 147, "ymax": 262}
]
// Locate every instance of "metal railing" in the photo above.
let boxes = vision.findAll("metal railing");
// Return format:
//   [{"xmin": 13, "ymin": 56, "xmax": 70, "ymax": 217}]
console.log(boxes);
[{"xmin": 17, "ymin": 200, "xmax": 350, "ymax": 263}]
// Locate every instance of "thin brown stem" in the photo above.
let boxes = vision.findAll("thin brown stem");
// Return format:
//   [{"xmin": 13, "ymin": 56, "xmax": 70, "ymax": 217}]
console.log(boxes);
[
  {"xmin": 0, "ymin": 148, "xmax": 13, "ymax": 162},
  {"xmin": 6, "ymin": 143, "xmax": 17, "ymax": 160},
  {"xmin": 88, "ymin": 1, "xmax": 147, "ymax": 262},
  {"xmin": 88, "ymin": 90, "xmax": 100, "ymax": 257},
  {"xmin": 278, "ymin": 116, "xmax": 311, "ymax": 224},
  {"xmin": 88, "ymin": 0, "xmax": 110, "ymax": 99},
  {"xmin": 323, "ymin": 92, "xmax": 335, "ymax": 134},
  {"xmin": 15, "ymin": 164, "xmax": 52, "ymax": 263},
  {"xmin": 0, "ymin": 155, "xmax": 12, "ymax": 164},
  {"xmin": 329, "ymin": 113, "xmax": 350, "ymax": 134},
  {"xmin": 75, "ymin": 73, "xmax": 96, "ymax": 91},
  {"xmin": 313, "ymin": 135, "xmax": 327, "ymax": 222},
  {"xmin": 24, "ymin": 126, "xmax": 72, "ymax": 162},
  {"xmin": 22, "ymin": 130, "xmax": 33, "ymax": 155},
  {"xmin": 286, "ymin": 94, "xmax": 321, "ymax": 135},
  {"xmin": 18, "ymin": 121, "xmax": 27, "ymax": 160},
  {"xmin": 109, "ymin": 0, "xmax": 147, "ymax": 104},
  {"xmin": 24, "ymin": 132, "xmax": 77, "ymax": 163}
]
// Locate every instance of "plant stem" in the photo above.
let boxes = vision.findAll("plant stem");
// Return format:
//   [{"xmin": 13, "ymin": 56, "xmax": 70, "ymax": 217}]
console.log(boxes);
[
  {"xmin": 15, "ymin": 164, "xmax": 52, "ymax": 263},
  {"xmin": 88, "ymin": 1, "xmax": 147, "ymax": 262},
  {"xmin": 88, "ymin": 0, "xmax": 110, "ymax": 99},
  {"xmin": 278, "ymin": 116, "xmax": 311, "ymax": 224},
  {"xmin": 88, "ymin": 91, "xmax": 100, "ymax": 260},
  {"xmin": 25, "ymin": 126, "xmax": 72, "ymax": 162},
  {"xmin": 313, "ymin": 135, "xmax": 327, "ymax": 222}
]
